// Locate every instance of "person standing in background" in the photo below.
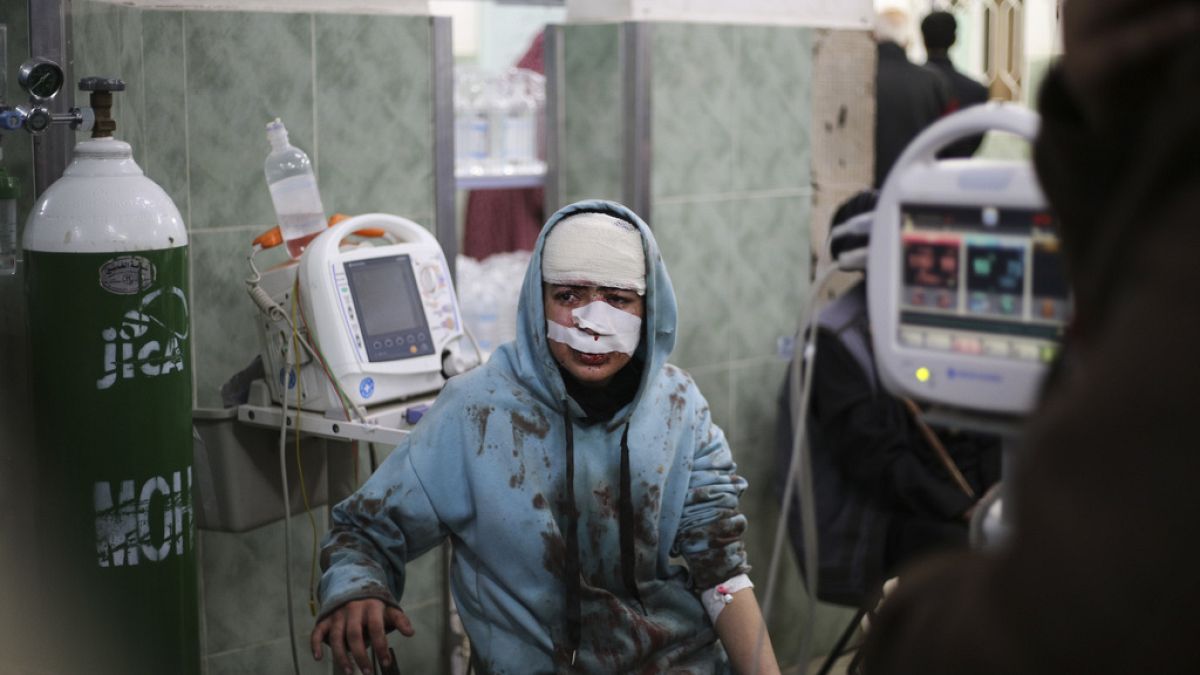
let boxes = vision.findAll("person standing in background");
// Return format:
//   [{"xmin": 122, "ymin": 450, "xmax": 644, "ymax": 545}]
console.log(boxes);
[
  {"xmin": 873, "ymin": 8, "xmax": 950, "ymax": 188},
  {"xmin": 921, "ymin": 11, "xmax": 990, "ymax": 158}
]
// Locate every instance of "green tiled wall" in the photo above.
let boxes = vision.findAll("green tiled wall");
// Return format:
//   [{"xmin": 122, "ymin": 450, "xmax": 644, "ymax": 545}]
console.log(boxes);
[
  {"xmin": 558, "ymin": 23, "xmax": 622, "ymax": 207},
  {"xmin": 66, "ymin": 3, "xmax": 446, "ymax": 673},
  {"xmin": 651, "ymin": 24, "xmax": 819, "ymax": 668},
  {"xmin": 71, "ymin": 4, "xmax": 438, "ymax": 409}
]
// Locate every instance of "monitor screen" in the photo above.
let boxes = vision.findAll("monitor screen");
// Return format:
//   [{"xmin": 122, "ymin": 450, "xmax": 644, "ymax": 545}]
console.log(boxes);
[
  {"xmin": 897, "ymin": 204, "xmax": 1070, "ymax": 363},
  {"xmin": 344, "ymin": 255, "xmax": 434, "ymax": 362}
]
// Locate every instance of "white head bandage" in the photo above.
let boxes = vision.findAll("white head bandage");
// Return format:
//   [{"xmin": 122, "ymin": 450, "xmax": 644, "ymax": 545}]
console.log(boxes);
[
  {"xmin": 547, "ymin": 300, "xmax": 641, "ymax": 355},
  {"xmin": 542, "ymin": 212, "xmax": 646, "ymax": 295}
]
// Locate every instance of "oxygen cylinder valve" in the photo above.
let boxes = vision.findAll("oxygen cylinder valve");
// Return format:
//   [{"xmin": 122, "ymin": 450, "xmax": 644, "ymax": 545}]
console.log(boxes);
[
  {"xmin": 3, "ymin": 58, "xmax": 95, "ymax": 136},
  {"xmin": 79, "ymin": 77, "xmax": 125, "ymax": 138}
]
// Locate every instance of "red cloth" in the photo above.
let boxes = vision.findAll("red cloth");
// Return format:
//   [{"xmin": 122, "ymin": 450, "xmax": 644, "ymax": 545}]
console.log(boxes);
[{"xmin": 462, "ymin": 32, "xmax": 546, "ymax": 260}]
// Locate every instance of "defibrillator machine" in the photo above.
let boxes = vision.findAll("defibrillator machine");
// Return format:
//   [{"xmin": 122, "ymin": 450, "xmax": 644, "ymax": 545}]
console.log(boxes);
[
  {"xmin": 254, "ymin": 213, "xmax": 473, "ymax": 417},
  {"xmin": 867, "ymin": 103, "xmax": 1071, "ymax": 417}
]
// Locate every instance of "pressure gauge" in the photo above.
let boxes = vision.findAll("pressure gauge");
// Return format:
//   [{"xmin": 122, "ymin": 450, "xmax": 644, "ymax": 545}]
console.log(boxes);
[{"xmin": 18, "ymin": 58, "xmax": 65, "ymax": 102}]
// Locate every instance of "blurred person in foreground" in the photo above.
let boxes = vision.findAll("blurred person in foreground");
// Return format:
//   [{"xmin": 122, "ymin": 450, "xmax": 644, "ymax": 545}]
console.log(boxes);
[{"xmin": 862, "ymin": 0, "xmax": 1200, "ymax": 672}]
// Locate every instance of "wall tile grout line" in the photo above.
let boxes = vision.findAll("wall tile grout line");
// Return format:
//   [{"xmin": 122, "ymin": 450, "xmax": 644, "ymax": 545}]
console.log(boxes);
[
  {"xmin": 681, "ymin": 354, "xmax": 784, "ymax": 377},
  {"xmin": 310, "ymin": 12, "xmax": 319, "ymax": 183},
  {"xmin": 139, "ymin": 9, "xmax": 147, "ymax": 169},
  {"xmin": 654, "ymin": 186, "xmax": 813, "ymax": 206},
  {"xmin": 182, "ymin": 10, "xmax": 197, "ymax": 406}
]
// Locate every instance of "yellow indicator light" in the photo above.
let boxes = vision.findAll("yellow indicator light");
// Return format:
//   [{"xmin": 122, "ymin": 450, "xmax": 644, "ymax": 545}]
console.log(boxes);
[{"xmin": 915, "ymin": 367, "xmax": 931, "ymax": 383}]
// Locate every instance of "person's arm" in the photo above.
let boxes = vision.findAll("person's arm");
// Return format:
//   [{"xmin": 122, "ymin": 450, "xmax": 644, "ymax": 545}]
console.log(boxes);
[
  {"xmin": 812, "ymin": 329, "xmax": 974, "ymax": 520},
  {"xmin": 311, "ymin": 598, "xmax": 413, "ymax": 675},
  {"xmin": 311, "ymin": 401, "xmax": 464, "ymax": 674},
  {"xmin": 674, "ymin": 382, "xmax": 780, "ymax": 673},
  {"xmin": 713, "ymin": 586, "xmax": 780, "ymax": 675}
]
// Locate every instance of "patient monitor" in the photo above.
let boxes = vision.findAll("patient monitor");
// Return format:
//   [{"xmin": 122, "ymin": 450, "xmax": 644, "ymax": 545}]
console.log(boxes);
[
  {"xmin": 867, "ymin": 104, "xmax": 1071, "ymax": 416},
  {"xmin": 256, "ymin": 213, "xmax": 470, "ymax": 415}
]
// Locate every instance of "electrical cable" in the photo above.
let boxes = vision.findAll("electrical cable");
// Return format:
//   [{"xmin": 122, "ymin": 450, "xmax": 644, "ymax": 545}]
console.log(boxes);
[
  {"xmin": 292, "ymin": 297, "xmax": 322, "ymax": 617},
  {"xmin": 280, "ymin": 294, "xmax": 302, "ymax": 675},
  {"xmin": 758, "ymin": 207, "xmax": 876, "ymax": 670},
  {"xmin": 244, "ymin": 246, "xmax": 366, "ymax": 424},
  {"xmin": 758, "ymin": 262, "xmax": 842, "ymax": 674},
  {"xmin": 292, "ymin": 278, "xmax": 367, "ymax": 422},
  {"xmin": 460, "ymin": 323, "xmax": 486, "ymax": 369}
]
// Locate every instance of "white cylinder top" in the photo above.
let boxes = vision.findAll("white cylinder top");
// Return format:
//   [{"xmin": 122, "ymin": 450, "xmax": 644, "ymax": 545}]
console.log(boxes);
[{"xmin": 24, "ymin": 138, "xmax": 188, "ymax": 253}]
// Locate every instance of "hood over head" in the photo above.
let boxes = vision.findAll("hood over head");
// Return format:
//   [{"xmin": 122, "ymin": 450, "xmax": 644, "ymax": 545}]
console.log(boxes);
[
  {"xmin": 1034, "ymin": 0, "xmax": 1200, "ymax": 339},
  {"xmin": 512, "ymin": 199, "xmax": 677, "ymax": 415}
]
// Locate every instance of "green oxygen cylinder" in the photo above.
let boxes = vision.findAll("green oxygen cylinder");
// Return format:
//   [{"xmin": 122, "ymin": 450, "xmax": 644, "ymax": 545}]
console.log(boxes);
[{"xmin": 22, "ymin": 78, "xmax": 199, "ymax": 674}]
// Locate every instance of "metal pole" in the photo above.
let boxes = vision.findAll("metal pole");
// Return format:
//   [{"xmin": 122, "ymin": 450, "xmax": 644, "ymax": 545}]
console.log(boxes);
[
  {"xmin": 28, "ymin": 0, "xmax": 73, "ymax": 197},
  {"xmin": 620, "ymin": 22, "xmax": 652, "ymax": 223},
  {"xmin": 543, "ymin": 24, "xmax": 563, "ymax": 213},
  {"xmin": 431, "ymin": 15, "xmax": 457, "ymax": 283}
]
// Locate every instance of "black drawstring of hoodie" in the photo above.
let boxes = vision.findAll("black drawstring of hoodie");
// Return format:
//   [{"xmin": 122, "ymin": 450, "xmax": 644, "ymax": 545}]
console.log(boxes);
[
  {"xmin": 618, "ymin": 425, "xmax": 646, "ymax": 614},
  {"xmin": 559, "ymin": 410, "xmax": 646, "ymax": 665},
  {"xmin": 562, "ymin": 406, "xmax": 582, "ymax": 661}
]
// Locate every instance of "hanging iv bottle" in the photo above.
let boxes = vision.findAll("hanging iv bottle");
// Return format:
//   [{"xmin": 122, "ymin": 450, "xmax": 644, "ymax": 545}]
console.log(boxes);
[{"xmin": 264, "ymin": 118, "xmax": 327, "ymax": 259}]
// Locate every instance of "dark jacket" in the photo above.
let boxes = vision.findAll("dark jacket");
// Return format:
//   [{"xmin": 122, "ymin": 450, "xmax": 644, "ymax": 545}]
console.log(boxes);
[
  {"xmin": 874, "ymin": 41, "xmax": 950, "ymax": 187},
  {"xmin": 778, "ymin": 283, "xmax": 999, "ymax": 607},
  {"xmin": 925, "ymin": 53, "xmax": 989, "ymax": 158},
  {"xmin": 863, "ymin": 1, "xmax": 1200, "ymax": 672}
]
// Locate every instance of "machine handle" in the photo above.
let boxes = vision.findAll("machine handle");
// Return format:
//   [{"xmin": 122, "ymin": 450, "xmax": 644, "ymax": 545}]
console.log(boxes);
[
  {"xmin": 327, "ymin": 213, "xmax": 387, "ymax": 239},
  {"xmin": 252, "ymin": 214, "xmax": 391, "ymax": 250},
  {"xmin": 321, "ymin": 213, "xmax": 435, "ymax": 247},
  {"xmin": 884, "ymin": 102, "xmax": 1040, "ymax": 182}
]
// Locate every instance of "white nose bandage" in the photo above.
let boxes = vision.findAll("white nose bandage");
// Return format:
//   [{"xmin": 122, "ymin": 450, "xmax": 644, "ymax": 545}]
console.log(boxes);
[{"xmin": 546, "ymin": 300, "xmax": 642, "ymax": 355}]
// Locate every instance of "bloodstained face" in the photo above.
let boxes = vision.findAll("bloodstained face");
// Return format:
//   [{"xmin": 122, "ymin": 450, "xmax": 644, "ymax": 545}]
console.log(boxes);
[{"xmin": 543, "ymin": 283, "xmax": 644, "ymax": 388}]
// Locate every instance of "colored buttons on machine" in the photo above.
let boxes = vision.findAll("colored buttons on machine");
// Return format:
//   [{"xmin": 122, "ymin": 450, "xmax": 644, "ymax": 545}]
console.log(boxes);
[
  {"xmin": 901, "ymin": 324, "xmax": 1060, "ymax": 366},
  {"xmin": 1014, "ymin": 342, "xmax": 1039, "ymax": 361},
  {"xmin": 983, "ymin": 339, "xmax": 1011, "ymax": 358},
  {"xmin": 419, "ymin": 266, "xmax": 439, "ymax": 294},
  {"xmin": 952, "ymin": 336, "xmax": 982, "ymax": 354},
  {"xmin": 925, "ymin": 332, "xmax": 952, "ymax": 351}
]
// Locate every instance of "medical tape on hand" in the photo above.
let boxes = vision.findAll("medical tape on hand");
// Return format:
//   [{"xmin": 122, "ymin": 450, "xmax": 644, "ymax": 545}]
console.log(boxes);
[
  {"xmin": 546, "ymin": 300, "xmax": 641, "ymax": 355},
  {"xmin": 700, "ymin": 574, "xmax": 753, "ymax": 625}
]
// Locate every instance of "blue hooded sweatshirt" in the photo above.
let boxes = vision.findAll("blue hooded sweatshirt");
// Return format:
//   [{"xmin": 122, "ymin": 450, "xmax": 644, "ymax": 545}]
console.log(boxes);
[{"xmin": 318, "ymin": 200, "xmax": 750, "ymax": 673}]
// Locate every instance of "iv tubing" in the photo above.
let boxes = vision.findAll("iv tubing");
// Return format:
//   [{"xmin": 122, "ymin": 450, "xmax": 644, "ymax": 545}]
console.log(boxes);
[{"xmin": 758, "ymin": 262, "xmax": 842, "ymax": 673}]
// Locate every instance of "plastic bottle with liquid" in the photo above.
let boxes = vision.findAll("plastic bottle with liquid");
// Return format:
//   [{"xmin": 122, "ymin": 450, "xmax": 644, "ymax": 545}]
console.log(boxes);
[
  {"xmin": 462, "ymin": 70, "xmax": 493, "ymax": 175},
  {"xmin": 498, "ymin": 69, "xmax": 538, "ymax": 171},
  {"xmin": 264, "ymin": 118, "xmax": 327, "ymax": 259}
]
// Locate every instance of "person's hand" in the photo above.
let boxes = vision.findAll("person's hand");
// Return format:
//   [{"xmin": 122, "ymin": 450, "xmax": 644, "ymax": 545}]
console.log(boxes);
[
  {"xmin": 311, "ymin": 598, "xmax": 415, "ymax": 675},
  {"xmin": 860, "ymin": 577, "xmax": 899, "ymax": 635}
]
